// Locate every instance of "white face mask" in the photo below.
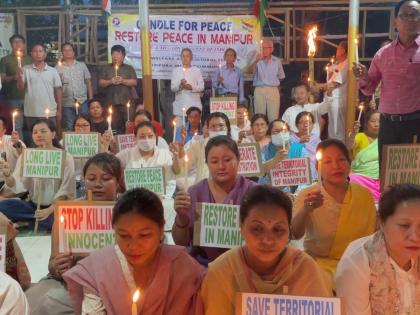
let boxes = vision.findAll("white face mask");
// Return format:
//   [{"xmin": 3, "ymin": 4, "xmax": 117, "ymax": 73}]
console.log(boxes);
[
  {"xmin": 209, "ymin": 130, "xmax": 227, "ymax": 138},
  {"xmin": 137, "ymin": 139, "xmax": 155, "ymax": 152},
  {"xmin": 271, "ymin": 132, "xmax": 290, "ymax": 147}
]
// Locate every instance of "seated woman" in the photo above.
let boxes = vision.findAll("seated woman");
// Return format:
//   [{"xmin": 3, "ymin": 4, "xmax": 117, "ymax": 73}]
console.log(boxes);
[
  {"xmin": 291, "ymin": 139, "xmax": 377, "ymax": 288},
  {"xmin": 0, "ymin": 119, "xmax": 75, "ymax": 230},
  {"xmin": 173, "ymin": 136, "xmax": 257, "ymax": 265},
  {"xmin": 63, "ymin": 188, "xmax": 205, "ymax": 315},
  {"xmin": 0, "ymin": 213, "xmax": 31, "ymax": 290},
  {"xmin": 240, "ymin": 113, "xmax": 271, "ymax": 149},
  {"xmin": 347, "ymin": 110, "xmax": 380, "ymax": 202},
  {"xmin": 25, "ymin": 153, "xmax": 124, "ymax": 315},
  {"xmin": 200, "ymin": 185, "xmax": 332, "ymax": 315},
  {"xmin": 290, "ymin": 111, "xmax": 321, "ymax": 182},
  {"xmin": 174, "ymin": 106, "xmax": 202, "ymax": 145},
  {"xmin": 183, "ymin": 112, "xmax": 232, "ymax": 186},
  {"xmin": 336, "ymin": 184, "xmax": 420, "ymax": 315},
  {"xmin": 65, "ymin": 114, "xmax": 113, "ymax": 198},
  {"xmin": 116, "ymin": 121, "xmax": 180, "ymax": 196}
]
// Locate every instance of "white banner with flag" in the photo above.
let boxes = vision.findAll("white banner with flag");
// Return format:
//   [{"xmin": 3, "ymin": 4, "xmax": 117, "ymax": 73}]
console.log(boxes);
[{"xmin": 108, "ymin": 14, "xmax": 261, "ymax": 80}]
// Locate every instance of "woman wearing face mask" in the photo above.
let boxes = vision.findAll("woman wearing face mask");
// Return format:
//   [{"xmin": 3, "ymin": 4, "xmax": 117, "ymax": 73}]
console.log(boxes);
[
  {"xmin": 292, "ymin": 139, "xmax": 377, "ymax": 289},
  {"xmin": 290, "ymin": 111, "xmax": 321, "ymax": 183},
  {"xmin": 180, "ymin": 112, "xmax": 231, "ymax": 187},
  {"xmin": 173, "ymin": 136, "xmax": 257, "ymax": 265},
  {"xmin": 199, "ymin": 186, "xmax": 332, "ymax": 315},
  {"xmin": 116, "ymin": 121, "xmax": 180, "ymax": 195},
  {"xmin": 240, "ymin": 114, "xmax": 271, "ymax": 149},
  {"xmin": 0, "ymin": 119, "xmax": 75, "ymax": 230},
  {"xmin": 63, "ymin": 188, "xmax": 205, "ymax": 315},
  {"xmin": 336, "ymin": 184, "xmax": 420, "ymax": 315},
  {"xmin": 25, "ymin": 153, "xmax": 125, "ymax": 315}
]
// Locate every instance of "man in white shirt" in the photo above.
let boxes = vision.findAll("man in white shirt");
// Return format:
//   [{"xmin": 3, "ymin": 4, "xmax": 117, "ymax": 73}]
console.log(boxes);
[
  {"xmin": 282, "ymin": 83, "xmax": 332, "ymax": 136},
  {"xmin": 170, "ymin": 48, "xmax": 204, "ymax": 126}
]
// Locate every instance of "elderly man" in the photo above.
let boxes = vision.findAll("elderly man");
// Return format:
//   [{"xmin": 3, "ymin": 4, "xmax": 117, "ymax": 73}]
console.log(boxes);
[
  {"xmin": 250, "ymin": 39, "xmax": 285, "ymax": 122},
  {"xmin": 353, "ymin": 0, "xmax": 420, "ymax": 166}
]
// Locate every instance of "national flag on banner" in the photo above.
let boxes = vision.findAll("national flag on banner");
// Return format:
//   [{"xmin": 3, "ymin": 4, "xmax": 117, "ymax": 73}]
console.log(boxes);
[
  {"xmin": 254, "ymin": 0, "xmax": 268, "ymax": 28},
  {"xmin": 102, "ymin": 0, "xmax": 111, "ymax": 15}
]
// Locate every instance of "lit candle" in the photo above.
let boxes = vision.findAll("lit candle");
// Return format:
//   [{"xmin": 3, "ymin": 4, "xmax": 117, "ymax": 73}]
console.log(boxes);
[
  {"xmin": 60, "ymin": 215, "xmax": 68, "ymax": 252},
  {"xmin": 12, "ymin": 111, "xmax": 17, "ymax": 132},
  {"xmin": 306, "ymin": 114, "xmax": 311, "ymax": 136},
  {"xmin": 260, "ymin": 39, "xmax": 263, "ymax": 55},
  {"xmin": 45, "ymin": 108, "xmax": 50, "ymax": 119},
  {"xmin": 184, "ymin": 154, "xmax": 189, "ymax": 190},
  {"xmin": 16, "ymin": 51, "xmax": 22, "ymax": 68},
  {"xmin": 108, "ymin": 107, "xmax": 113, "ymax": 132},
  {"xmin": 131, "ymin": 289, "xmax": 140, "ymax": 315},
  {"xmin": 172, "ymin": 119, "xmax": 177, "ymax": 143},
  {"xmin": 115, "ymin": 64, "xmax": 119, "ymax": 77},
  {"xmin": 75, "ymin": 101, "xmax": 79, "ymax": 115},
  {"xmin": 182, "ymin": 107, "xmax": 186, "ymax": 128},
  {"xmin": 354, "ymin": 39, "xmax": 359, "ymax": 64},
  {"xmin": 357, "ymin": 104, "xmax": 364, "ymax": 122},
  {"xmin": 330, "ymin": 56, "xmax": 335, "ymax": 64},
  {"xmin": 126, "ymin": 101, "xmax": 131, "ymax": 122},
  {"xmin": 307, "ymin": 26, "xmax": 317, "ymax": 86},
  {"xmin": 244, "ymin": 112, "xmax": 249, "ymax": 130},
  {"xmin": 316, "ymin": 151, "xmax": 322, "ymax": 183},
  {"xmin": 281, "ymin": 126, "xmax": 288, "ymax": 151},
  {"xmin": 182, "ymin": 67, "xmax": 186, "ymax": 80}
]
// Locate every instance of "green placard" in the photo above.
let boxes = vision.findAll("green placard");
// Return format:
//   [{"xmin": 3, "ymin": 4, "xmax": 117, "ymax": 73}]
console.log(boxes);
[
  {"xmin": 63, "ymin": 132, "xmax": 100, "ymax": 158},
  {"xmin": 22, "ymin": 148, "xmax": 64, "ymax": 179},
  {"xmin": 193, "ymin": 202, "xmax": 243, "ymax": 249},
  {"xmin": 124, "ymin": 167, "xmax": 166, "ymax": 195}
]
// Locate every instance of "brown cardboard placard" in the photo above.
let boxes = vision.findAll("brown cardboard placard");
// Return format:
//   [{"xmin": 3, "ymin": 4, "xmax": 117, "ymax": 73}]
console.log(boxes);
[
  {"xmin": 210, "ymin": 96, "xmax": 237, "ymax": 125},
  {"xmin": 238, "ymin": 143, "xmax": 264, "ymax": 177}
]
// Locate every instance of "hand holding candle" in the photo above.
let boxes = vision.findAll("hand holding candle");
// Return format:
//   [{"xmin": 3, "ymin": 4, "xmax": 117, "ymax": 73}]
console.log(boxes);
[{"xmin": 131, "ymin": 289, "xmax": 140, "ymax": 315}]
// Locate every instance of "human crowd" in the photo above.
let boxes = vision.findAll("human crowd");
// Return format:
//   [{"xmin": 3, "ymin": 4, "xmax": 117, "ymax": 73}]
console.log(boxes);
[{"xmin": 0, "ymin": 0, "xmax": 419, "ymax": 314}]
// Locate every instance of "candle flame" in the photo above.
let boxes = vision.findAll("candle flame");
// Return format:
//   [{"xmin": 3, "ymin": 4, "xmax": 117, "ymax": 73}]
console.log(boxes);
[
  {"xmin": 182, "ymin": 107, "xmax": 186, "ymax": 112},
  {"xmin": 354, "ymin": 38, "xmax": 358, "ymax": 46},
  {"xmin": 45, "ymin": 108, "xmax": 50, "ymax": 116},
  {"xmin": 16, "ymin": 51, "xmax": 21, "ymax": 58},
  {"xmin": 132, "ymin": 289, "xmax": 140, "ymax": 303},
  {"xmin": 127, "ymin": 101, "xmax": 130, "ymax": 108},
  {"xmin": 107, "ymin": 116, "xmax": 111, "ymax": 124},
  {"xmin": 325, "ymin": 65, "xmax": 329, "ymax": 72},
  {"xmin": 358, "ymin": 104, "xmax": 364, "ymax": 111},
  {"xmin": 184, "ymin": 154, "xmax": 189, "ymax": 163},
  {"xmin": 60, "ymin": 215, "xmax": 64, "ymax": 224},
  {"xmin": 260, "ymin": 39, "xmax": 263, "ymax": 45},
  {"xmin": 316, "ymin": 151, "xmax": 322, "ymax": 161},
  {"xmin": 115, "ymin": 64, "xmax": 118, "ymax": 70},
  {"xmin": 330, "ymin": 57, "xmax": 335, "ymax": 64},
  {"xmin": 75, "ymin": 101, "xmax": 79, "ymax": 108},
  {"xmin": 307, "ymin": 26, "xmax": 318, "ymax": 57},
  {"xmin": 172, "ymin": 119, "xmax": 176, "ymax": 127},
  {"xmin": 183, "ymin": 67, "xmax": 186, "ymax": 72},
  {"xmin": 58, "ymin": 60, "xmax": 62, "ymax": 66},
  {"xmin": 12, "ymin": 111, "xmax": 18, "ymax": 118},
  {"xmin": 194, "ymin": 132, "xmax": 198, "ymax": 136},
  {"xmin": 219, "ymin": 63, "xmax": 222, "ymax": 68},
  {"xmin": 109, "ymin": 107, "xmax": 113, "ymax": 115}
]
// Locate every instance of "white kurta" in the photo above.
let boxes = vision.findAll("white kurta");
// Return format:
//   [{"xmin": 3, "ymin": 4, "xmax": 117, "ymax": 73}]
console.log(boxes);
[
  {"xmin": 327, "ymin": 59, "xmax": 348, "ymax": 141},
  {"xmin": 0, "ymin": 271, "xmax": 30, "ymax": 315}
]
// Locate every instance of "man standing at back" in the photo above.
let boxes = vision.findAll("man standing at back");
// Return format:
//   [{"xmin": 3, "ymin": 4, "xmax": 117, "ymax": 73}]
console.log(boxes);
[
  {"xmin": 0, "ymin": 34, "xmax": 32, "ymax": 139},
  {"xmin": 56, "ymin": 42, "xmax": 93, "ymax": 131},
  {"xmin": 98, "ymin": 45, "xmax": 137, "ymax": 135},
  {"xmin": 353, "ymin": 0, "xmax": 420, "ymax": 165},
  {"xmin": 250, "ymin": 39, "xmax": 285, "ymax": 122},
  {"xmin": 17, "ymin": 43, "xmax": 62, "ymax": 146}
]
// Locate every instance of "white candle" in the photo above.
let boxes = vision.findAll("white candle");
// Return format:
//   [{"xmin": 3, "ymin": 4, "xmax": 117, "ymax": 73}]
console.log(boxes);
[
  {"xmin": 16, "ymin": 51, "xmax": 22, "ymax": 68},
  {"xmin": 75, "ymin": 101, "xmax": 79, "ymax": 115},
  {"xmin": 357, "ymin": 104, "xmax": 364, "ymax": 122},
  {"xmin": 172, "ymin": 119, "xmax": 177, "ymax": 143},
  {"xmin": 115, "ymin": 64, "xmax": 119, "ymax": 77},
  {"xmin": 182, "ymin": 67, "xmax": 186, "ymax": 80},
  {"xmin": 131, "ymin": 289, "xmax": 140, "ymax": 315},
  {"xmin": 316, "ymin": 151, "xmax": 322, "ymax": 183},
  {"xmin": 126, "ymin": 101, "xmax": 131, "ymax": 122},
  {"xmin": 182, "ymin": 107, "xmax": 186, "ymax": 128},
  {"xmin": 45, "ymin": 108, "xmax": 50, "ymax": 119},
  {"xmin": 184, "ymin": 154, "xmax": 189, "ymax": 190},
  {"xmin": 354, "ymin": 39, "xmax": 359, "ymax": 64},
  {"xmin": 12, "ymin": 111, "xmax": 17, "ymax": 132}
]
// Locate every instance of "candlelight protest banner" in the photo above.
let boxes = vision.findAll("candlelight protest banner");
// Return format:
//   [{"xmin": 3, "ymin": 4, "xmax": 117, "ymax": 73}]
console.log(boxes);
[
  {"xmin": 108, "ymin": 14, "xmax": 261, "ymax": 79},
  {"xmin": 193, "ymin": 202, "xmax": 243, "ymax": 249},
  {"xmin": 0, "ymin": 223, "xmax": 6, "ymax": 272},
  {"xmin": 115, "ymin": 134, "xmax": 136, "ymax": 152},
  {"xmin": 210, "ymin": 97, "xmax": 237, "ymax": 124},
  {"xmin": 381, "ymin": 144, "xmax": 420, "ymax": 191},
  {"xmin": 124, "ymin": 167, "xmax": 166, "ymax": 195},
  {"xmin": 235, "ymin": 293, "xmax": 342, "ymax": 315},
  {"xmin": 53, "ymin": 201, "xmax": 115, "ymax": 255},
  {"xmin": 63, "ymin": 132, "xmax": 100, "ymax": 158},
  {"xmin": 270, "ymin": 157, "xmax": 312, "ymax": 187},
  {"xmin": 238, "ymin": 143, "xmax": 263, "ymax": 177},
  {"xmin": 22, "ymin": 149, "xmax": 65, "ymax": 179}
]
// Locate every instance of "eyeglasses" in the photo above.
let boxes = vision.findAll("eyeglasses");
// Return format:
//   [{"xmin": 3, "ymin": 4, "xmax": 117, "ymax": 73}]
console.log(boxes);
[{"xmin": 398, "ymin": 12, "xmax": 420, "ymax": 21}]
